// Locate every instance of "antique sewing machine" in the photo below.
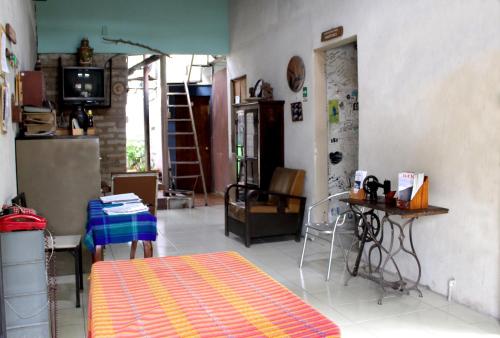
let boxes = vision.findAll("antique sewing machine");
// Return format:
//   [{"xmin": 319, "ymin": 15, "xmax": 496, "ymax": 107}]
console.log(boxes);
[{"xmin": 362, "ymin": 175, "xmax": 391, "ymax": 202}]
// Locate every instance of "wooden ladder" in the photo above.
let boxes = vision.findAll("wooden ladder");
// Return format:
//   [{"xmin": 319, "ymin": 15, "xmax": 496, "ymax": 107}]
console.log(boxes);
[{"xmin": 165, "ymin": 55, "xmax": 208, "ymax": 206}]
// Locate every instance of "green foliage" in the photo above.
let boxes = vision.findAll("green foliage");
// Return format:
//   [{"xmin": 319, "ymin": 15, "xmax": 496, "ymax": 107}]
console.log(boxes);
[{"xmin": 126, "ymin": 141, "xmax": 147, "ymax": 172}]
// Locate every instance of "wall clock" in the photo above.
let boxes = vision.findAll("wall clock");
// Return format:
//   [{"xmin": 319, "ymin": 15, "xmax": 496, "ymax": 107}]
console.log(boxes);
[
  {"xmin": 112, "ymin": 81, "xmax": 126, "ymax": 96},
  {"xmin": 287, "ymin": 56, "xmax": 305, "ymax": 92}
]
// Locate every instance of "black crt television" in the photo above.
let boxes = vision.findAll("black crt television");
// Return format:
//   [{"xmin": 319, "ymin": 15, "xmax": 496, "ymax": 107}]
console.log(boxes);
[{"xmin": 62, "ymin": 67, "xmax": 105, "ymax": 106}]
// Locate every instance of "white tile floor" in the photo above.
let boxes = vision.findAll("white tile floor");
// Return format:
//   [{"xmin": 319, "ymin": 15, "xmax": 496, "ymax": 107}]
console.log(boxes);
[{"xmin": 57, "ymin": 205, "xmax": 500, "ymax": 337}]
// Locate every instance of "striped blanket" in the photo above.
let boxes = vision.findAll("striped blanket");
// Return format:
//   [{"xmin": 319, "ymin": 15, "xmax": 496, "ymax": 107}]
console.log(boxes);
[
  {"xmin": 88, "ymin": 252, "xmax": 341, "ymax": 337},
  {"xmin": 84, "ymin": 200, "xmax": 157, "ymax": 252}
]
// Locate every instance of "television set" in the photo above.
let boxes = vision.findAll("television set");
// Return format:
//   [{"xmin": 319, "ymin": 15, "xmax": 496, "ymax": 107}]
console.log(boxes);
[{"xmin": 62, "ymin": 67, "xmax": 105, "ymax": 105}]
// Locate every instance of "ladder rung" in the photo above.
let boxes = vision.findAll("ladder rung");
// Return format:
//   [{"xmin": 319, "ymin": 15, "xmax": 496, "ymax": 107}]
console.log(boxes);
[
  {"xmin": 168, "ymin": 104, "xmax": 191, "ymax": 108},
  {"xmin": 168, "ymin": 147, "xmax": 196, "ymax": 150},
  {"xmin": 170, "ymin": 132, "xmax": 194, "ymax": 135},
  {"xmin": 167, "ymin": 119, "xmax": 191, "ymax": 122},
  {"xmin": 171, "ymin": 161, "xmax": 199, "ymax": 165},
  {"xmin": 167, "ymin": 92, "xmax": 187, "ymax": 96},
  {"xmin": 172, "ymin": 175, "xmax": 201, "ymax": 179}
]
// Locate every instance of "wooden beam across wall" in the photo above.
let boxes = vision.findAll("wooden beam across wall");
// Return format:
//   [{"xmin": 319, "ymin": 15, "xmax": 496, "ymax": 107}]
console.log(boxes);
[{"xmin": 128, "ymin": 55, "xmax": 160, "ymax": 76}]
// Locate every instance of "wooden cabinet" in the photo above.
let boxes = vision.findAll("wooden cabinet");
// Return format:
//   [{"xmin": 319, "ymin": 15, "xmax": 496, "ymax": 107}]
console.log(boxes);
[{"xmin": 233, "ymin": 100, "xmax": 284, "ymax": 193}]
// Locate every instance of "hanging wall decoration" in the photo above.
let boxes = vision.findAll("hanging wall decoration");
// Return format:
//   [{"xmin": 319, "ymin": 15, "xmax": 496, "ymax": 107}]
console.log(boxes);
[
  {"xmin": 5, "ymin": 24, "xmax": 16, "ymax": 44},
  {"xmin": 321, "ymin": 26, "xmax": 343, "ymax": 42},
  {"xmin": 0, "ymin": 81, "xmax": 7, "ymax": 133},
  {"xmin": 328, "ymin": 99, "xmax": 340, "ymax": 124},
  {"xmin": 1, "ymin": 26, "xmax": 10, "ymax": 74},
  {"xmin": 286, "ymin": 56, "xmax": 305, "ymax": 92},
  {"xmin": 291, "ymin": 101, "xmax": 303, "ymax": 122}
]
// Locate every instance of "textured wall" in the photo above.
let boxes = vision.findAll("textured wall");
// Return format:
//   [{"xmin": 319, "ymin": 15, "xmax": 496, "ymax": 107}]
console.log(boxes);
[
  {"xmin": 326, "ymin": 43, "xmax": 359, "ymax": 220},
  {"xmin": 36, "ymin": 0, "xmax": 229, "ymax": 54},
  {"xmin": 40, "ymin": 54, "xmax": 128, "ymax": 184},
  {"xmin": 228, "ymin": 0, "xmax": 500, "ymax": 318},
  {"xmin": 0, "ymin": 0, "xmax": 37, "ymax": 204}
]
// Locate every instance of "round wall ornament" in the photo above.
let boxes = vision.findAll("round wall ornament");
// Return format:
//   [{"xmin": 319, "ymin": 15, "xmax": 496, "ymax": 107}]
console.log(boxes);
[
  {"xmin": 112, "ymin": 81, "xmax": 126, "ymax": 96},
  {"xmin": 286, "ymin": 56, "xmax": 305, "ymax": 92}
]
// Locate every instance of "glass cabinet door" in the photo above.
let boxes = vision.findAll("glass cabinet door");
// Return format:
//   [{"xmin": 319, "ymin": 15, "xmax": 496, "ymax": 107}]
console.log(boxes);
[
  {"xmin": 244, "ymin": 109, "xmax": 259, "ymax": 186},
  {"xmin": 235, "ymin": 110, "xmax": 245, "ymax": 183},
  {"xmin": 234, "ymin": 107, "xmax": 259, "ymax": 200}
]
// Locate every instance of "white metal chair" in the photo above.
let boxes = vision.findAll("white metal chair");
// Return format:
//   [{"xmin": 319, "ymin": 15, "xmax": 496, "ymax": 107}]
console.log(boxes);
[{"xmin": 299, "ymin": 191, "xmax": 356, "ymax": 281}]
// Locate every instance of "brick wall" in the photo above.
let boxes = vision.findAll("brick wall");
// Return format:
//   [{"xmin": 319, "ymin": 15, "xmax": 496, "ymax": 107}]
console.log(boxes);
[{"xmin": 40, "ymin": 53, "xmax": 128, "ymax": 185}]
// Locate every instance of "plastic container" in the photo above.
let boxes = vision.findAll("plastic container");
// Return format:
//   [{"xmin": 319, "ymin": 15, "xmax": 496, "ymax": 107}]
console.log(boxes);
[{"xmin": 1, "ymin": 231, "xmax": 50, "ymax": 337}]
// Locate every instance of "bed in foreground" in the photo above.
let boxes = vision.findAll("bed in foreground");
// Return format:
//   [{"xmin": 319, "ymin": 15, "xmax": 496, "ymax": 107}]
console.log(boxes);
[{"xmin": 88, "ymin": 251, "xmax": 341, "ymax": 337}]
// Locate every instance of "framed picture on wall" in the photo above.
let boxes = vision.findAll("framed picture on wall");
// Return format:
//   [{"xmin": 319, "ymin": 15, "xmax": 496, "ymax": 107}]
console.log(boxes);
[
  {"xmin": 0, "ymin": 83, "xmax": 6, "ymax": 133},
  {"xmin": 291, "ymin": 102, "xmax": 303, "ymax": 122}
]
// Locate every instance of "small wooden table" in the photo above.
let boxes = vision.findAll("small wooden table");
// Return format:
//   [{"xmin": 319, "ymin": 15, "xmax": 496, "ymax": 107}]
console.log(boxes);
[
  {"xmin": 340, "ymin": 198, "xmax": 448, "ymax": 304},
  {"xmin": 84, "ymin": 200, "xmax": 157, "ymax": 262}
]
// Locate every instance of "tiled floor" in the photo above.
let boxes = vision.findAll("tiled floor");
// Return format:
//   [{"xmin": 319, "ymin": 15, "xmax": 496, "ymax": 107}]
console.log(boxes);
[{"xmin": 57, "ymin": 205, "xmax": 500, "ymax": 337}]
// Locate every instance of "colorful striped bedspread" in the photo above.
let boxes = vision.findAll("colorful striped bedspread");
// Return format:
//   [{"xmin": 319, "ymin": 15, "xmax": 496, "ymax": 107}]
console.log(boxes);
[{"xmin": 88, "ymin": 251, "xmax": 341, "ymax": 337}]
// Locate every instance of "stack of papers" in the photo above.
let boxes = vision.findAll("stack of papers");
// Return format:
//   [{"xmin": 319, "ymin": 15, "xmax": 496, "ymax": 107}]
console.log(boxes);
[
  {"xmin": 353, "ymin": 170, "xmax": 368, "ymax": 193},
  {"xmin": 100, "ymin": 193, "xmax": 141, "ymax": 204},
  {"xmin": 103, "ymin": 202, "xmax": 149, "ymax": 215},
  {"xmin": 397, "ymin": 172, "xmax": 425, "ymax": 201}
]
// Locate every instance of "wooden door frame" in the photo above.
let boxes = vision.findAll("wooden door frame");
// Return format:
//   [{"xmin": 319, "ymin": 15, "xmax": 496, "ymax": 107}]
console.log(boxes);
[
  {"xmin": 230, "ymin": 75, "xmax": 247, "ymax": 105},
  {"xmin": 229, "ymin": 75, "xmax": 247, "ymax": 169},
  {"xmin": 312, "ymin": 35, "xmax": 358, "ymax": 219}
]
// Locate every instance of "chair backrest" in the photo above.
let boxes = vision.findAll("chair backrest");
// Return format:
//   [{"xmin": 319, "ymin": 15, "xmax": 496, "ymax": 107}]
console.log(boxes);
[
  {"xmin": 111, "ymin": 172, "xmax": 158, "ymax": 215},
  {"xmin": 268, "ymin": 167, "xmax": 305, "ymax": 212},
  {"xmin": 11, "ymin": 193, "xmax": 27, "ymax": 208}
]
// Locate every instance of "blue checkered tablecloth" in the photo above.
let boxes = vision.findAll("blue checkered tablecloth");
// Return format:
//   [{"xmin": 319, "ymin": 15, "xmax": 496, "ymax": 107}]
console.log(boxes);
[{"xmin": 84, "ymin": 200, "xmax": 157, "ymax": 252}]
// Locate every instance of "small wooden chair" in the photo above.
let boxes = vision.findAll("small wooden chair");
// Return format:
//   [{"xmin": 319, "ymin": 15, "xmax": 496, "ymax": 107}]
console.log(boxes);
[{"xmin": 225, "ymin": 167, "xmax": 307, "ymax": 247}]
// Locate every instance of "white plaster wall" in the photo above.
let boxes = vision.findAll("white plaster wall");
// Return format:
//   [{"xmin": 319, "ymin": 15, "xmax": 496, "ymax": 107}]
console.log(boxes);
[
  {"xmin": 0, "ymin": 0, "xmax": 37, "ymax": 204},
  {"xmin": 228, "ymin": 0, "xmax": 500, "ymax": 318}
]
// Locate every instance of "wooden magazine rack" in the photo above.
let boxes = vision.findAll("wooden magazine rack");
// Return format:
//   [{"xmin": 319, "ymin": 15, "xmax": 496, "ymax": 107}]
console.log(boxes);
[{"xmin": 397, "ymin": 176, "xmax": 429, "ymax": 209}]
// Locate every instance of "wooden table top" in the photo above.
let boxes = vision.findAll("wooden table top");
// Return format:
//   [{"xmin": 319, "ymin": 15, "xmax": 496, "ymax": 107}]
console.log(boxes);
[{"xmin": 339, "ymin": 198, "xmax": 449, "ymax": 218}]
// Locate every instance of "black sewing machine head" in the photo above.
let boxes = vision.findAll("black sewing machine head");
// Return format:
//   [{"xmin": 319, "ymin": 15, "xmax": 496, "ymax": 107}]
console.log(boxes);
[{"xmin": 362, "ymin": 175, "xmax": 391, "ymax": 202}]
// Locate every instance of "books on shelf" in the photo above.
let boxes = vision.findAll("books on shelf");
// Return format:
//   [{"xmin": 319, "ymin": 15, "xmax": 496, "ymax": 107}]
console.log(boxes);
[
  {"xmin": 23, "ymin": 109, "xmax": 57, "ymax": 136},
  {"xmin": 22, "ymin": 104, "xmax": 57, "ymax": 136},
  {"xmin": 23, "ymin": 112, "xmax": 55, "ymax": 124},
  {"xmin": 23, "ymin": 105, "xmax": 53, "ymax": 113}
]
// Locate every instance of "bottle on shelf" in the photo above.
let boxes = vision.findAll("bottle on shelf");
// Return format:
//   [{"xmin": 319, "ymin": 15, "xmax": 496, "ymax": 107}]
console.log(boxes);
[{"xmin": 87, "ymin": 109, "xmax": 94, "ymax": 128}]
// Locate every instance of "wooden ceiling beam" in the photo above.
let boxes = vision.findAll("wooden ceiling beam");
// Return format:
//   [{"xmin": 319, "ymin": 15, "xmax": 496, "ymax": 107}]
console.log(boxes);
[{"xmin": 128, "ymin": 55, "xmax": 160, "ymax": 75}]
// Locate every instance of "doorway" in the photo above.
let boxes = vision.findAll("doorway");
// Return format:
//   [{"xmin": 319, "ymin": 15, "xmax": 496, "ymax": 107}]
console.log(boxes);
[
  {"xmin": 126, "ymin": 55, "xmax": 228, "ymax": 206},
  {"xmin": 325, "ymin": 41, "xmax": 359, "ymax": 219}
]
